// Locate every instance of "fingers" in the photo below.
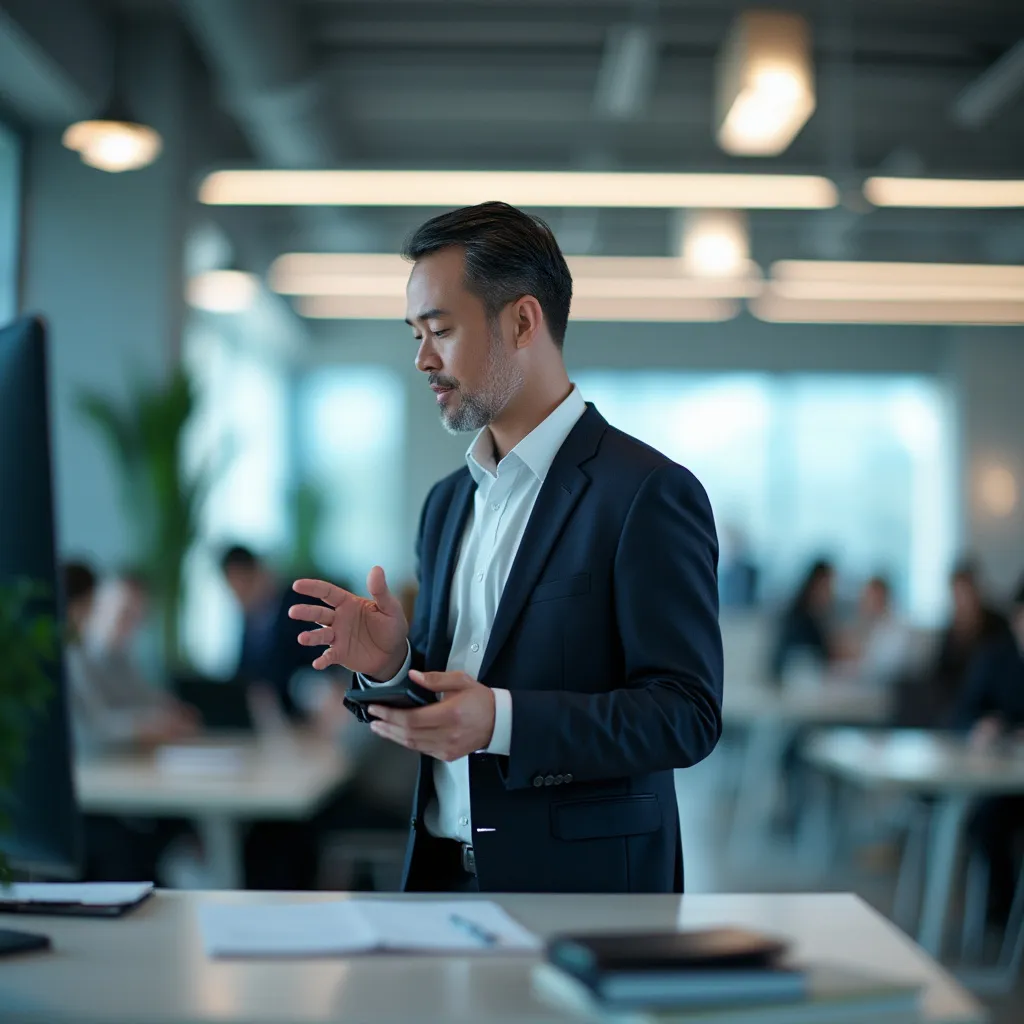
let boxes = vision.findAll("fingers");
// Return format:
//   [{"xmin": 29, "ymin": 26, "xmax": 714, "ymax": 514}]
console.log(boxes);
[
  {"xmin": 409, "ymin": 669, "xmax": 473, "ymax": 692},
  {"xmin": 288, "ymin": 603, "xmax": 336, "ymax": 625},
  {"xmin": 367, "ymin": 566, "xmax": 404, "ymax": 619},
  {"xmin": 292, "ymin": 578, "xmax": 350, "ymax": 608},
  {"xmin": 297, "ymin": 627, "xmax": 335, "ymax": 647}
]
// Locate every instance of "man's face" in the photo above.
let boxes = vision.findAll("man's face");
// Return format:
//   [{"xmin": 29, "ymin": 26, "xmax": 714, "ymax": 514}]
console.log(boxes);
[{"xmin": 406, "ymin": 246, "xmax": 524, "ymax": 434}]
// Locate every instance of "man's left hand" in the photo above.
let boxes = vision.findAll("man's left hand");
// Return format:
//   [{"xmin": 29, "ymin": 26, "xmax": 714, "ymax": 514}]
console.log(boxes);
[{"xmin": 368, "ymin": 670, "xmax": 495, "ymax": 761}]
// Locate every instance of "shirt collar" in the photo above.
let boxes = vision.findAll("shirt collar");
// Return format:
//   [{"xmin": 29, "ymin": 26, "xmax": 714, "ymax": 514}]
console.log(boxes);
[{"xmin": 466, "ymin": 385, "xmax": 587, "ymax": 485}]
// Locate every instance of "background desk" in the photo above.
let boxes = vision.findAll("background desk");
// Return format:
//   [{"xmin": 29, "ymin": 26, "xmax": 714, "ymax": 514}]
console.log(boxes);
[
  {"xmin": 723, "ymin": 683, "xmax": 890, "ymax": 858},
  {"xmin": 76, "ymin": 734, "xmax": 351, "ymax": 888},
  {"xmin": 0, "ymin": 890, "xmax": 984, "ymax": 1023},
  {"xmin": 804, "ymin": 728, "xmax": 1024, "ymax": 957}
]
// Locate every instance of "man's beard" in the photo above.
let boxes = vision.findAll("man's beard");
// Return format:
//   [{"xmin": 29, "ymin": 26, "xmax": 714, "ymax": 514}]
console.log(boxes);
[{"xmin": 436, "ymin": 329, "xmax": 523, "ymax": 435}]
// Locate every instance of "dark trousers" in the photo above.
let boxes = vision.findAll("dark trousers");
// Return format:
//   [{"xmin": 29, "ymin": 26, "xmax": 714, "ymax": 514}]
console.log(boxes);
[
  {"xmin": 404, "ymin": 832, "xmax": 480, "ymax": 893},
  {"xmin": 967, "ymin": 796, "xmax": 1024, "ymax": 924}
]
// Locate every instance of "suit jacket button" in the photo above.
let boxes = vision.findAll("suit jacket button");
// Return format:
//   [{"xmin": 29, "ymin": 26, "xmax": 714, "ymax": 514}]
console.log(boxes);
[
  {"xmin": 564, "ymin": 774, "xmax": 573, "ymax": 784},
  {"xmin": 544, "ymin": 774, "xmax": 555, "ymax": 786},
  {"xmin": 410, "ymin": 817, "xmax": 418, "ymax": 829},
  {"xmin": 554, "ymin": 775, "xmax": 564, "ymax": 785},
  {"xmin": 533, "ymin": 776, "xmax": 544, "ymax": 787}
]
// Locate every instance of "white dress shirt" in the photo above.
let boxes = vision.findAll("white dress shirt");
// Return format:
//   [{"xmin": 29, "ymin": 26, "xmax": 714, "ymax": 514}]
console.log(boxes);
[{"xmin": 364, "ymin": 385, "xmax": 587, "ymax": 844}]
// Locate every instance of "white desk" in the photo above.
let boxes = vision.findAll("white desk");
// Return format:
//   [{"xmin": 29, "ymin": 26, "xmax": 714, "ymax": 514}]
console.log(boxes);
[
  {"xmin": 804, "ymin": 728, "xmax": 1024, "ymax": 958},
  {"xmin": 0, "ymin": 890, "xmax": 984, "ymax": 1023},
  {"xmin": 76, "ymin": 734, "xmax": 352, "ymax": 888},
  {"xmin": 723, "ymin": 683, "xmax": 890, "ymax": 857}
]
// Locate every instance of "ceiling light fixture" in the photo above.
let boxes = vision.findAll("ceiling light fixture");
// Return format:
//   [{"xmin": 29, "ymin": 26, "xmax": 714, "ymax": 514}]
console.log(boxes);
[
  {"xmin": 715, "ymin": 10, "xmax": 815, "ymax": 157},
  {"xmin": 200, "ymin": 169, "xmax": 838, "ymax": 210},
  {"xmin": 751, "ymin": 296, "xmax": 1024, "ymax": 325},
  {"xmin": 864, "ymin": 177, "xmax": 1024, "ymax": 208},
  {"xmin": 62, "ymin": 119, "xmax": 162, "ymax": 173},
  {"xmin": 681, "ymin": 210, "xmax": 750, "ymax": 277},
  {"xmin": 186, "ymin": 269, "xmax": 258, "ymax": 314}
]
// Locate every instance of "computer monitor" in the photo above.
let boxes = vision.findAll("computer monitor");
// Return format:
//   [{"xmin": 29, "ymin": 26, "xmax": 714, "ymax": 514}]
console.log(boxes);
[{"xmin": 0, "ymin": 315, "xmax": 81, "ymax": 878}]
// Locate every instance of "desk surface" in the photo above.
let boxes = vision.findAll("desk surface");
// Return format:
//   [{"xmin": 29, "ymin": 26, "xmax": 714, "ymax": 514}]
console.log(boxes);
[
  {"xmin": 723, "ymin": 683, "xmax": 890, "ymax": 725},
  {"xmin": 0, "ymin": 891, "xmax": 983, "ymax": 1023},
  {"xmin": 76, "ymin": 734, "xmax": 351, "ymax": 818},
  {"xmin": 804, "ymin": 728, "xmax": 1024, "ymax": 795}
]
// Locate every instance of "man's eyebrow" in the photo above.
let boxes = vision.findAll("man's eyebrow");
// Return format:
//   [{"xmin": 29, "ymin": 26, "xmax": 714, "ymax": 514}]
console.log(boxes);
[{"xmin": 404, "ymin": 308, "xmax": 449, "ymax": 326}]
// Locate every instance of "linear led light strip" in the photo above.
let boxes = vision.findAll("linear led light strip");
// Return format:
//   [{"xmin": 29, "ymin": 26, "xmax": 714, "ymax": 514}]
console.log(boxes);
[
  {"xmin": 864, "ymin": 177, "xmax": 1024, "ymax": 208},
  {"xmin": 752, "ymin": 297, "xmax": 1024, "ymax": 324},
  {"xmin": 297, "ymin": 295, "xmax": 740, "ymax": 322},
  {"xmin": 200, "ymin": 169, "xmax": 839, "ymax": 210},
  {"xmin": 271, "ymin": 254, "xmax": 762, "ymax": 299}
]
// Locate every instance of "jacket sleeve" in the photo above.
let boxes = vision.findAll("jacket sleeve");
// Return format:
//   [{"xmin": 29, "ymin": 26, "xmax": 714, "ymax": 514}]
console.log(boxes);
[{"xmin": 502, "ymin": 463, "xmax": 723, "ymax": 789}]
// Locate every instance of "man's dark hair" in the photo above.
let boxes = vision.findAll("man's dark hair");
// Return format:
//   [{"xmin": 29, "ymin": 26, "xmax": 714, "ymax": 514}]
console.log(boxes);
[
  {"xmin": 63, "ymin": 561, "xmax": 97, "ymax": 604},
  {"xmin": 220, "ymin": 545, "xmax": 260, "ymax": 574},
  {"xmin": 402, "ymin": 201, "xmax": 573, "ymax": 348}
]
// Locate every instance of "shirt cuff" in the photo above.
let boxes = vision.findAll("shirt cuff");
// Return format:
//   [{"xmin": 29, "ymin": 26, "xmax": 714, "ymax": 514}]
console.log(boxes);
[
  {"xmin": 356, "ymin": 641, "xmax": 412, "ymax": 688},
  {"xmin": 485, "ymin": 687, "xmax": 512, "ymax": 756}
]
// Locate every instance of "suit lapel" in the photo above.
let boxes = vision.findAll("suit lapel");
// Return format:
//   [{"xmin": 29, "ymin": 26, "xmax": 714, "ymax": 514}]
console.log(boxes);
[
  {"xmin": 478, "ymin": 405, "xmax": 606, "ymax": 682},
  {"xmin": 426, "ymin": 471, "xmax": 475, "ymax": 670}
]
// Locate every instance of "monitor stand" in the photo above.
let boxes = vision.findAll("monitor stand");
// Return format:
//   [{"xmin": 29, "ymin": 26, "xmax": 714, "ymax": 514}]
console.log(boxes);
[{"xmin": 0, "ymin": 927, "xmax": 51, "ymax": 956}]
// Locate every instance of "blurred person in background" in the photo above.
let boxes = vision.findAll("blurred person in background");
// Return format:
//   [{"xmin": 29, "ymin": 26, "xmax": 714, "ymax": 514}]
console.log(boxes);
[
  {"xmin": 66, "ymin": 566, "xmax": 198, "ymax": 757},
  {"xmin": 952, "ymin": 575, "xmax": 1024, "ymax": 927},
  {"xmin": 718, "ymin": 525, "xmax": 760, "ymax": 610},
  {"xmin": 221, "ymin": 544, "xmax": 311, "ymax": 721},
  {"xmin": 769, "ymin": 558, "xmax": 839, "ymax": 684},
  {"xmin": 915, "ymin": 560, "xmax": 1012, "ymax": 727},
  {"xmin": 63, "ymin": 562, "xmax": 199, "ymax": 883},
  {"xmin": 841, "ymin": 575, "xmax": 914, "ymax": 689}
]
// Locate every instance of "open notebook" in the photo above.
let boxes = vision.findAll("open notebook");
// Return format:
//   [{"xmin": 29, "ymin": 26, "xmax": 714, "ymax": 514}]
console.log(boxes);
[{"xmin": 199, "ymin": 899, "xmax": 540, "ymax": 957}]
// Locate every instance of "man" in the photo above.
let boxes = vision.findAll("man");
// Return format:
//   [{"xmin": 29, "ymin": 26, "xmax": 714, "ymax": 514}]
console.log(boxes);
[
  {"xmin": 290, "ymin": 202, "xmax": 722, "ymax": 893},
  {"xmin": 953, "ymin": 575, "xmax": 1024, "ymax": 925},
  {"xmin": 221, "ymin": 545, "xmax": 310, "ymax": 721},
  {"xmin": 845, "ymin": 575, "xmax": 913, "ymax": 689}
]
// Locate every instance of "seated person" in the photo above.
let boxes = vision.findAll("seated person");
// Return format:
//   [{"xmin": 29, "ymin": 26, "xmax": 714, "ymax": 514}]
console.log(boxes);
[
  {"xmin": 220, "ymin": 545, "xmax": 311, "ymax": 721},
  {"xmin": 769, "ymin": 558, "xmax": 839, "ymax": 684},
  {"xmin": 913, "ymin": 560, "xmax": 1012, "ymax": 727},
  {"xmin": 951, "ymin": 575, "xmax": 1024, "ymax": 926},
  {"xmin": 63, "ymin": 563, "xmax": 198, "ymax": 883},
  {"xmin": 66, "ymin": 566, "xmax": 197, "ymax": 756},
  {"xmin": 841, "ymin": 575, "xmax": 914, "ymax": 689}
]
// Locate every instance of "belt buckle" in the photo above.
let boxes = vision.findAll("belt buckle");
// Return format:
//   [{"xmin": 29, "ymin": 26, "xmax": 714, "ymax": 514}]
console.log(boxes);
[{"xmin": 460, "ymin": 843, "xmax": 476, "ymax": 876}]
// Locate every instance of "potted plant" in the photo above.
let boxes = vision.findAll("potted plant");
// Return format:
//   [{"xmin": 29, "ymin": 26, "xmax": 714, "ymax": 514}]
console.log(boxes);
[
  {"xmin": 78, "ymin": 368, "xmax": 219, "ymax": 672},
  {"xmin": 0, "ymin": 580, "xmax": 56, "ymax": 882}
]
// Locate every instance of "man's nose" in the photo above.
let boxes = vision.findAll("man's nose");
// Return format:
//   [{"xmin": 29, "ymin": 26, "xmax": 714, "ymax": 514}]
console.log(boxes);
[{"xmin": 415, "ymin": 337, "xmax": 441, "ymax": 373}]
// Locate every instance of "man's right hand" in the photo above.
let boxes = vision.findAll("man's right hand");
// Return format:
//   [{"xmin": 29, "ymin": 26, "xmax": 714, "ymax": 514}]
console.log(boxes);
[{"xmin": 289, "ymin": 567, "xmax": 409, "ymax": 679}]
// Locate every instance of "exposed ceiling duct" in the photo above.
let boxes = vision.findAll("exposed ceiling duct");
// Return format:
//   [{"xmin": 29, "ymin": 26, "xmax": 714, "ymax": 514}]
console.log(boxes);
[
  {"xmin": 951, "ymin": 38, "xmax": 1024, "ymax": 130},
  {"xmin": 179, "ymin": 0, "xmax": 370, "ymax": 249}
]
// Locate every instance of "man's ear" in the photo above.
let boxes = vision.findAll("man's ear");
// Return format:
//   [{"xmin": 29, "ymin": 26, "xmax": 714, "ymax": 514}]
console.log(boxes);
[{"xmin": 511, "ymin": 295, "xmax": 544, "ymax": 349}]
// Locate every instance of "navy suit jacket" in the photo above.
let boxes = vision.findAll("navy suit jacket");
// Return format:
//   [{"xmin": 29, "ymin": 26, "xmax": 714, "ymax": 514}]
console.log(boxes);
[
  {"xmin": 399, "ymin": 404, "xmax": 723, "ymax": 893},
  {"xmin": 238, "ymin": 587, "xmax": 310, "ymax": 720}
]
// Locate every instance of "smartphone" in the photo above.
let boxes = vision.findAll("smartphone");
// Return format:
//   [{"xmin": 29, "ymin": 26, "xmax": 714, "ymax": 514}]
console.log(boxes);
[{"xmin": 344, "ymin": 680, "xmax": 437, "ymax": 718}]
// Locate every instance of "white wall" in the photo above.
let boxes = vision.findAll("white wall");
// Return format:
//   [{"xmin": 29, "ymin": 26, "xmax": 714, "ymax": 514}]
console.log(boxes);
[{"xmin": 946, "ymin": 328, "xmax": 1024, "ymax": 595}]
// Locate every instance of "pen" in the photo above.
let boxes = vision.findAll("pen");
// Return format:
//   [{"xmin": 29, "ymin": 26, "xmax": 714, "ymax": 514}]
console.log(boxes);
[{"xmin": 448, "ymin": 912, "xmax": 500, "ymax": 947}]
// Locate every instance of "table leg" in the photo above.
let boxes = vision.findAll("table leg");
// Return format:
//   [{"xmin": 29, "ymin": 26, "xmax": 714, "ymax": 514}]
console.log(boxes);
[
  {"xmin": 197, "ymin": 815, "xmax": 243, "ymax": 889},
  {"xmin": 917, "ymin": 795, "xmax": 971, "ymax": 958},
  {"xmin": 727, "ymin": 719, "xmax": 791, "ymax": 863}
]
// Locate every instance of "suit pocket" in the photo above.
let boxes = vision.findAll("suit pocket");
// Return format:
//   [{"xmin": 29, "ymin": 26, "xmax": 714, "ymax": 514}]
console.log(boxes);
[
  {"xmin": 551, "ymin": 794, "xmax": 662, "ymax": 841},
  {"xmin": 528, "ymin": 572, "xmax": 591, "ymax": 605}
]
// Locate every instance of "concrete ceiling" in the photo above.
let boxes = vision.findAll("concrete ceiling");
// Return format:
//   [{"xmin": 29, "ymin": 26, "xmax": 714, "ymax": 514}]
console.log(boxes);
[{"xmin": 8, "ymin": 0, "xmax": 1024, "ymax": 266}]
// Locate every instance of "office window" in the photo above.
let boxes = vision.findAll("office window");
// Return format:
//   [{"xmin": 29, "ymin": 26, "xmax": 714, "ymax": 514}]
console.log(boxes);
[
  {"xmin": 181, "ymin": 325, "xmax": 290, "ymax": 676},
  {"xmin": 574, "ymin": 371, "xmax": 954, "ymax": 623},
  {"xmin": 295, "ymin": 367, "xmax": 405, "ymax": 589},
  {"xmin": 0, "ymin": 121, "xmax": 20, "ymax": 324}
]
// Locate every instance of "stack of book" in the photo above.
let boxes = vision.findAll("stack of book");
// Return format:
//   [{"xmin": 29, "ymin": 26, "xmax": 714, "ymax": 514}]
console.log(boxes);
[{"xmin": 531, "ymin": 927, "xmax": 922, "ymax": 1023}]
